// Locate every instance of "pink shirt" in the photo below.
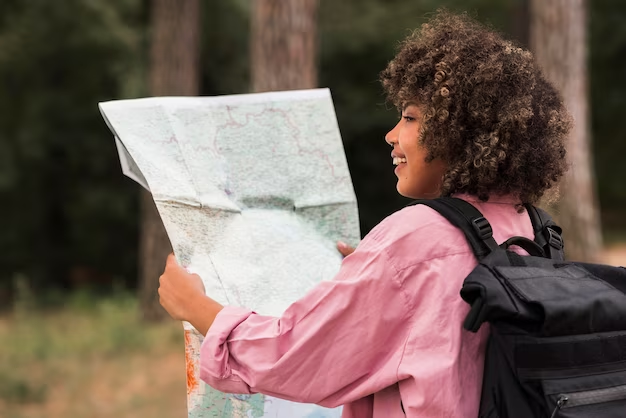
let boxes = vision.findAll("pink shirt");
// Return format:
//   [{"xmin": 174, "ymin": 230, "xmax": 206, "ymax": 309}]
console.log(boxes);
[{"xmin": 200, "ymin": 196, "xmax": 534, "ymax": 417}]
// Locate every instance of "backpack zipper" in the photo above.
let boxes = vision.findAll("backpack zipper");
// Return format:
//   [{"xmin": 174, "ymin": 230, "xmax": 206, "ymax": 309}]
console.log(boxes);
[
  {"xmin": 549, "ymin": 384, "xmax": 626, "ymax": 417},
  {"xmin": 549, "ymin": 396, "xmax": 568, "ymax": 418}
]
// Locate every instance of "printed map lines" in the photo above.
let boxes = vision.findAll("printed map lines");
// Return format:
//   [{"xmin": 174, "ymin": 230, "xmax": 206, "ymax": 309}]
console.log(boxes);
[{"xmin": 199, "ymin": 105, "xmax": 349, "ymax": 185}]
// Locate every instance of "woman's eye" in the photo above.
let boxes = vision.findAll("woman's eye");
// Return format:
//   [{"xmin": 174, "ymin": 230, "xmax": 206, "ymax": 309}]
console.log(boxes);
[{"xmin": 402, "ymin": 115, "xmax": 415, "ymax": 122}]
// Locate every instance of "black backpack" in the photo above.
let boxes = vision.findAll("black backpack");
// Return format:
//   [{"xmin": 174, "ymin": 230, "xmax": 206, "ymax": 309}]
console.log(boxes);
[{"xmin": 411, "ymin": 197, "xmax": 626, "ymax": 418}]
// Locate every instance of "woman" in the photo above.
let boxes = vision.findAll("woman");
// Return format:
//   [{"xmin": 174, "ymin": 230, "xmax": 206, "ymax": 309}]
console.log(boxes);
[{"xmin": 158, "ymin": 10, "xmax": 570, "ymax": 417}]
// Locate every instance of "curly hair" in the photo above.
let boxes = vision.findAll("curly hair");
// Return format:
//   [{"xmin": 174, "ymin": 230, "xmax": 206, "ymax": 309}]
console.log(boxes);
[{"xmin": 380, "ymin": 10, "xmax": 571, "ymax": 204}]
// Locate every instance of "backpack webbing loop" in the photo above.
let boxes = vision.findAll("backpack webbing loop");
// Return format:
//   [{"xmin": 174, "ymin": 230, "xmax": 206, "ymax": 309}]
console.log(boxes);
[{"xmin": 524, "ymin": 204, "xmax": 564, "ymax": 261}]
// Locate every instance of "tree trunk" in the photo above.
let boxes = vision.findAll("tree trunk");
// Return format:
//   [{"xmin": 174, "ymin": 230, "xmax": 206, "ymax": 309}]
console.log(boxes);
[
  {"xmin": 251, "ymin": 0, "xmax": 319, "ymax": 92},
  {"xmin": 530, "ymin": 0, "xmax": 602, "ymax": 262},
  {"xmin": 512, "ymin": 0, "xmax": 530, "ymax": 48},
  {"xmin": 140, "ymin": 0, "xmax": 200, "ymax": 321}
]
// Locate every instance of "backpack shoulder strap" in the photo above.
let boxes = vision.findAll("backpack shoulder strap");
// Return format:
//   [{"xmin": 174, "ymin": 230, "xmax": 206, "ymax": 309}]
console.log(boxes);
[
  {"xmin": 524, "ymin": 204, "xmax": 565, "ymax": 261},
  {"xmin": 409, "ymin": 197, "xmax": 499, "ymax": 260}
]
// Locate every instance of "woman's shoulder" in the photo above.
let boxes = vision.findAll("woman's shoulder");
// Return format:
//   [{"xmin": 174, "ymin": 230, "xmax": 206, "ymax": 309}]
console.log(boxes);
[
  {"xmin": 359, "ymin": 197, "xmax": 531, "ymax": 266},
  {"xmin": 367, "ymin": 204, "xmax": 454, "ymax": 239},
  {"xmin": 359, "ymin": 204, "xmax": 469, "ymax": 264}
]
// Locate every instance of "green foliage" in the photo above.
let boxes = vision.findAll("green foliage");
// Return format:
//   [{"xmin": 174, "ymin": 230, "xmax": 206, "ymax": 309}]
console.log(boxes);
[
  {"xmin": 0, "ymin": 371, "xmax": 47, "ymax": 404},
  {"xmin": 0, "ymin": 0, "xmax": 146, "ymax": 293},
  {"xmin": 201, "ymin": 0, "xmax": 251, "ymax": 95},
  {"xmin": 590, "ymin": 0, "xmax": 626, "ymax": 229},
  {"xmin": 0, "ymin": 292, "xmax": 181, "ymax": 405},
  {"xmin": 8, "ymin": 291, "xmax": 152, "ymax": 362}
]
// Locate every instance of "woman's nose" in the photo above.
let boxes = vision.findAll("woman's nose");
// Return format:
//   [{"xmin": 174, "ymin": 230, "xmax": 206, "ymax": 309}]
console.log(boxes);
[{"xmin": 385, "ymin": 121, "xmax": 400, "ymax": 146}]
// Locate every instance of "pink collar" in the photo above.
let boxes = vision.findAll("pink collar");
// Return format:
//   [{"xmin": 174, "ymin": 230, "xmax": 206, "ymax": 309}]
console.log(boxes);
[{"xmin": 452, "ymin": 193, "xmax": 522, "ymax": 205}]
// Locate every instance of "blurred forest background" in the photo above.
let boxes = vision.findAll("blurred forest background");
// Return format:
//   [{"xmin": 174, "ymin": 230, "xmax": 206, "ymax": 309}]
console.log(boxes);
[{"xmin": 1, "ymin": 0, "xmax": 625, "ymax": 417}]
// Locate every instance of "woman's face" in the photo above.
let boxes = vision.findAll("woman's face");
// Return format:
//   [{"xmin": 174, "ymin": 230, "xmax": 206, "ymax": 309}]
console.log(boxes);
[{"xmin": 385, "ymin": 104, "xmax": 447, "ymax": 199}]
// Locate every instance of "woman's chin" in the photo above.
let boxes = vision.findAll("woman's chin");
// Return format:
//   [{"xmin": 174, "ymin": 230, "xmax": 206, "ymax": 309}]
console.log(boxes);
[
  {"xmin": 396, "ymin": 183, "xmax": 441, "ymax": 200},
  {"xmin": 396, "ymin": 182, "xmax": 418, "ymax": 199}
]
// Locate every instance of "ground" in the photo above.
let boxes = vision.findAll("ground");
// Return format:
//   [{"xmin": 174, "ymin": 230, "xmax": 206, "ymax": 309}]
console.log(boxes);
[{"xmin": 0, "ymin": 294, "xmax": 187, "ymax": 418}]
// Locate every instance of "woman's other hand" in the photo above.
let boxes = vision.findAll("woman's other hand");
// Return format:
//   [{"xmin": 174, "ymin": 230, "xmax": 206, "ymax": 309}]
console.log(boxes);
[
  {"xmin": 158, "ymin": 253, "xmax": 223, "ymax": 335},
  {"xmin": 337, "ymin": 241, "xmax": 355, "ymax": 257},
  {"xmin": 158, "ymin": 253, "xmax": 205, "ymax": 321}
]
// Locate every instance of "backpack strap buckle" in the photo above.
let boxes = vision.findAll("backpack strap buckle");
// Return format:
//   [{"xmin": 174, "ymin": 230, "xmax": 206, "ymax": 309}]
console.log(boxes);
[
  {"xmin": 525, "ymin": 204, "xmax": 565, "ymax": 260},
  {"xmin": 547, "ymin": 227, "xmax": 564, "ymax": 250},
  {"xmin": 472, "ymin": 217, "xmax": 493, "ymax": 240}
]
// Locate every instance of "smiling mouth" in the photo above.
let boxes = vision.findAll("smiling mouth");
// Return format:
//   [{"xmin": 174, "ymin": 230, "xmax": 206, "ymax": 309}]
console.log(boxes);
[{"xmin": 393, "ymin": 157, "xmax": 407, "ymax": 165}]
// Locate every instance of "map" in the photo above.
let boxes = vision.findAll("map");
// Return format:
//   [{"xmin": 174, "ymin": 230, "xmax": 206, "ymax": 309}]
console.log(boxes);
[{"xmin": 99, "ymin": 89, "xmax": 359, "ymax": 418}]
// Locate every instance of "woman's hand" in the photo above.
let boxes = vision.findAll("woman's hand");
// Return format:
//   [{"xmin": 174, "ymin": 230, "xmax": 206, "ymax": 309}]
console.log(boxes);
[
  {"xmin": 158, "ymin": 253, "xmax": 223, "ymax": 335},
  {"xmin": 336, "ymin": 241, "xmax": 355, "ymax": 257}
]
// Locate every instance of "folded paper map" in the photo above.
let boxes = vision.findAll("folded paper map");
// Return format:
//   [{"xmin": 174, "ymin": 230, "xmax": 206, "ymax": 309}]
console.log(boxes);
[{"xmin": 99, "ymin": 89, "xmax": 360, "ymax": 418}]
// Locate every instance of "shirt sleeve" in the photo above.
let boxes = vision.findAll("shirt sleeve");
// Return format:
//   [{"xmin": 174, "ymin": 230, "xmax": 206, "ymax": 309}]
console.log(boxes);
[{"xmin": 199, "ymin": 238, "xmax": 412, "ymax": 408}]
